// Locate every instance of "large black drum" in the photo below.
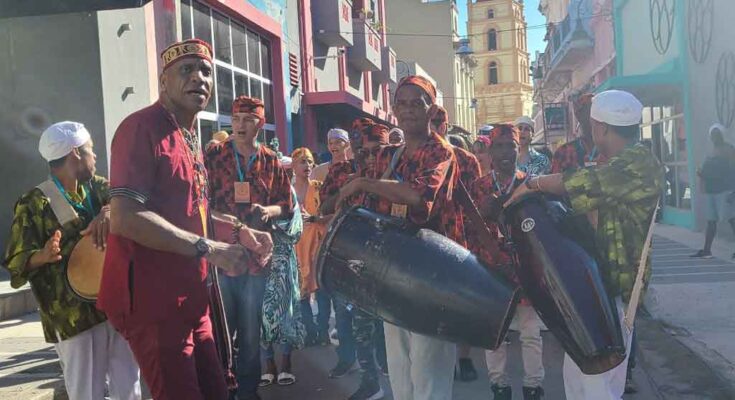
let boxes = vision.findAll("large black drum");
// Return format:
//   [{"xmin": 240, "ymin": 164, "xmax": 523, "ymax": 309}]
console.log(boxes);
[
  {"xmin": 317, "ymin": 206, "xmax": 521, "ymax": 350},
  {"xmin": 502, "ymin": 194, "xmax": 626, "ymax": 375}
]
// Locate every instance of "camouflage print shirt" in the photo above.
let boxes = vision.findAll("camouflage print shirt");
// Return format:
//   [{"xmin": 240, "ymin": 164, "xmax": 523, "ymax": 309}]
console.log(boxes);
[
  {"xmin": 563, "ymin": 144, "xmax": 663, "ymax": 303},
  {"xmin": 3, "ymin": 176, "xmax": 109, "ymax": 343}
]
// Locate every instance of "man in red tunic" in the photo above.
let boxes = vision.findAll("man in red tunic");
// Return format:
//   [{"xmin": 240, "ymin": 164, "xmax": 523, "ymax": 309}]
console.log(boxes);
[
  {"xmin": 98, "ymin": 39, "xmax": 269, "ymax": 400},
  {"xmin": 337, "ymin": 76, "xmax": 461, "ymax": 400}
]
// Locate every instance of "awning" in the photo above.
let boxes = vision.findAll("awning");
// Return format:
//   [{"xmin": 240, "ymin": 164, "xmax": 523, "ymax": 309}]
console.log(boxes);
[
  {"xmin": 0, "ymin": 0, "xmax": 153, "ymax": 19},
  {"xmin": 595, "ymin": 72, "xmax": 683, "ymax": 106}
]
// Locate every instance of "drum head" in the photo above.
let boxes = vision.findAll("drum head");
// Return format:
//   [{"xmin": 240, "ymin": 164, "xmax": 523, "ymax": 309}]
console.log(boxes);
[{"xmin": 66, "ymin": 235, "xmax": 105, "ymax": 301}]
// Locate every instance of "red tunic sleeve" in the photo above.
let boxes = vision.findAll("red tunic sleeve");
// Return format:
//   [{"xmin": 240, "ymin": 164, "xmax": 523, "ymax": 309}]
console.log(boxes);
[{"xmin": 109, "ymin": 115, "xmax": 157, "ymax": 203}]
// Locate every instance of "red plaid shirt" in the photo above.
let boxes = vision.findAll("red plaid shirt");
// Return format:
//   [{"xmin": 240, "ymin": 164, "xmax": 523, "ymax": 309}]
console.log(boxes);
[
  {"xmin": 205, "ymin": 142, "xmax": 293, "ymax": 222},
  {"xmin": 551, "ymin": 138, "xmax": 608, "ymax": 174},
  {"xmin": 365, "ymin": 133, "xmax": 463, "ymax": 242}
]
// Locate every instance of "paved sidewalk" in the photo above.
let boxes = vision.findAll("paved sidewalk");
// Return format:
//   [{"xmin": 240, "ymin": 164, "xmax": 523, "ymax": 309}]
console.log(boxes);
[{"xmin": 646, "ymin": 224, "xmax": 735, "ymax": 389}]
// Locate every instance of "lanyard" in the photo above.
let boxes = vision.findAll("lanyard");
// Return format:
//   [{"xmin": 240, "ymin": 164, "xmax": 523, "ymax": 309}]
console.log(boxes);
[
  {"xmin": 491, "ymin": 171, "xmax": 517, "ymax": 196},
  {"xmin": 388, "ymin": 146, "xmax": 405, "ymax": 182},
  {"xmin": 232, "ymin": 141, "xmax": 258, "ymax": 182},
  {"xmin": 51, "ymin": 176, "xmax": 95, "ymax": 217},
  {"xmin": 587, "ymin": 146, "xmax": 598, "ymax": 162}
]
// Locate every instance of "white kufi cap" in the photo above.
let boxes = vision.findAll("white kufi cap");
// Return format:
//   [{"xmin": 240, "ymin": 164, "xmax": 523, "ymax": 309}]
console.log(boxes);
[
  {"xmin": 590, "ymin": 90, "xmax": 643, "ymax": 127},
  {"xmin": 39, "ymin": 121, "xmax": 91, "ymax": 162}
]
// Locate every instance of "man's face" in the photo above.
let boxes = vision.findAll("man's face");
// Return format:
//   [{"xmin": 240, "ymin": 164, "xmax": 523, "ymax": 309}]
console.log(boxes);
[
  {"xmin": 356, "ymin": 140, "xmax": 381, "ymax": 170},
  {"xmin": 431, "ymin": 119, "xmax": 448, "ymax": 137},
  {"xmin": 328, "ymin": 138, "xmax": 349, "ymax": 159},
  {"xmin": 393, "ymin": 85, "xmax": 431, "ymax": 135},
  {"xmin": 161, "ymin": 57, "xmax": 213, "ymax": 114},
  {"xmin": 231, "ymin": 112, "xmax": 261, "ymax": 142},
  {"xmin": 590, "ymin": 118, "xmax": 608, "ymax": 151},
  {"xmin": 74, "ymin": 140, "xmax": 96, "ymax": 181},
  {"xmin": 517, "ymin": 124, "xmax": 533, "ymax": 146},
  {"xmin": 489, "ymin": 136, "xmax": 518, "ymax": 175},
  {"xmin": 389, "ymin": 131, "xmax": 404, "ymax": 144},
  {"xmin": 293, "ymin": 157, "xmax": 314, "ymax": 179}
]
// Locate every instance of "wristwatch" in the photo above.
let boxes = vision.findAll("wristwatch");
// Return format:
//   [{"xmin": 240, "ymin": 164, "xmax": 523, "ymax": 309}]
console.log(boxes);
[{"xmin": 194, "ymin": 237, "xmax": 213, "ymax": 258}]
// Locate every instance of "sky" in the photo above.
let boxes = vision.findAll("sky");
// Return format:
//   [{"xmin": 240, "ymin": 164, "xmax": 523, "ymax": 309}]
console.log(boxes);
[{"xmin": 457, "ymin": 0, "xmax": 547, "ymax": 60}]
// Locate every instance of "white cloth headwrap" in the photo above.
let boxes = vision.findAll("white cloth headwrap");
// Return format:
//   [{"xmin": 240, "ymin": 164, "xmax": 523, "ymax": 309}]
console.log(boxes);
[
  {"xmin": 327, "ymin": 128, "xmax": 349, "ymax": 143},
  {"xmin": 709, "ymin": 123, "xmax": 727, "ymax": 137},
  {"xmin": 590, "ymin": 90, "xmax": 643, "ymax": 127},
  {"xmin": 514, "ymin": 116, "xmax": 535, "ymax": 130},
  {"xmin": 39, "ymin": 121, "xmax": 91, "ymax": 162}
]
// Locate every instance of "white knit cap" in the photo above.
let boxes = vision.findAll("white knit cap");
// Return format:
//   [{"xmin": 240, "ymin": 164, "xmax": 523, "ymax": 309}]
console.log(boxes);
[
  {"xmin": 38, "ymin": 121, "xmax": 91, "ymax": 162},
  {"xmin": 514, "ymin": 116, "xmax": 535, "ymax": 130},
  {"xmin": 479, "ymin": 124, "xmax": 494, "ymax": 134},
  {"xmin": 590, "ymin": 90, "xmax": 643, "ymax": 127}
]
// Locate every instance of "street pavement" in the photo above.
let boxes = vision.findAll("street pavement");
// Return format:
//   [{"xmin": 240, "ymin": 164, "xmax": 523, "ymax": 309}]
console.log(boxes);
[{"xmin": 2, "ymin": 223, "xmax": 735, "ymax": 399}]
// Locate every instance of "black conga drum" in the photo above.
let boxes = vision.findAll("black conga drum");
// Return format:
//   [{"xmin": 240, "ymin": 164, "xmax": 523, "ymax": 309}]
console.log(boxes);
[
  {"xmin": 317, "ymin": 206, "xmax": 521, "ymax": 350},
  {"xmin": 502, "ymin": 194, "xmax": 626, "ymax": 374}
]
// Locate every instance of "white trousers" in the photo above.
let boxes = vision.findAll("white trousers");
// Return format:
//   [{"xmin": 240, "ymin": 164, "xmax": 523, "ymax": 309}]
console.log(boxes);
[
  {"xmin": 563, "ymin": 298, "xmax": 633, "ymax": 400},
  {"xmin": 54, "ymin": 321, "xmax": 141, "ymax": 400},
  {"xmin": 485, "ymin": 304, "xmax": 545, "ymax": 387},
  {"xmin": 384, "ymin": 323, "xmax": 457, "ymax": 400}
]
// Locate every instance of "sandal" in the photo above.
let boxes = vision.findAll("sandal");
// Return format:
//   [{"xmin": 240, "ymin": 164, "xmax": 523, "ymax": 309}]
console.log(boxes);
[
  {"xmin": 277, "ymin": 371, "xmax": 297, "ymax": 386},
  {"xmin": 259, "ymin": 373, "xmax": 275, "ymax": 387}
]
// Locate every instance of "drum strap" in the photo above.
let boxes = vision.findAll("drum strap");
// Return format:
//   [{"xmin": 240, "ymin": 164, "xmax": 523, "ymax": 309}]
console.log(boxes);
[
  {"xmin": 37, "ymin": 179, "xmax": 80, "ymax": 226},
  {"xmin": 381, "ymin": 146, "xmax": 406, "ymax": 180},
  {"xmin": 455, "ymin": 179, "xmax": 501, "ymax": 262},
  {"xmin": 623, "ymin": 199, "xmax": 660, "ymax": 333}
]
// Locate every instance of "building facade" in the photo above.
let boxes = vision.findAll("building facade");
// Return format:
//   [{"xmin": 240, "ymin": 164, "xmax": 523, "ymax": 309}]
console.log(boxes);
[
  {"xmin": 385, "ymin": 0, "xmax": 476, "ymax": 132},
  {"xmin": 468, "ymin": 0, "xmax": 534, "ymax": 130},
  {"xmin": 299, "ymin": 0, "xmax": 398, "ymax": 154},
  {"xmin": 0, "ymin": 0, "xmax": 295, "ymax": 259},
  {"xmin": 531, "ymin": 0, "xmax": 615, "ymax": 148}
]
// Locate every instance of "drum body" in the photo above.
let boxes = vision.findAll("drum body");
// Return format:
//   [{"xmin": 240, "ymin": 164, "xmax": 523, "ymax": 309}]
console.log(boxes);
[
  {"xmin": 66, "ymin": 235, "xmax": 105, "ymax": 302},
  {"xmin": 502, "ymin": 194, "xmax": 625, "ymax": 375},
  {"xmin": 317, "ymin": 206, "xmax": 521, "ymax": 350}
]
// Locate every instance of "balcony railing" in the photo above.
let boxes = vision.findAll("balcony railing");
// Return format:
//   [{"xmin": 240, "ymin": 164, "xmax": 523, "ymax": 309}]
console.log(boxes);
[
  {"xmin": 541, "ymin": 10, "xmax": 594, "ymax": 83},
  {"xmin": 313, "ymin": 0, "xmax": 354, "ymax": 47},
  {"xmin": 374, "ymin": 46, "xmax": 397, "ymax": 84},
  {"xmin": 347, "ymin": 18, "xmax": 382, "ymax": 72}
]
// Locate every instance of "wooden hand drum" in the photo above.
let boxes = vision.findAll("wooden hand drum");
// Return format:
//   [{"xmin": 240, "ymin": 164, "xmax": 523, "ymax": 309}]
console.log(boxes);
[{"xmin": 66, "ymin": 235, "xmax": 106, "ymax": 302}]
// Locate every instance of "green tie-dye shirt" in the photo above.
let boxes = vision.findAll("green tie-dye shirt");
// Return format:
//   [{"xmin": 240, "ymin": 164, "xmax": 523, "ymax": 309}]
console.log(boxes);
[
  {"xmin": 563, "ymin": 144, "xmax": 663, "ymax": 303},
  {"xmin": 3, "ymin": 175, "xmax": 109, "ymax": 343}
]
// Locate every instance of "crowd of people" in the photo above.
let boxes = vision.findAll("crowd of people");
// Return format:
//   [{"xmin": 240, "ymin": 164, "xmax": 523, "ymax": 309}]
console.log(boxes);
[{"xmin": 3, "ymin": 38, "xmax": 663, "ymax": 400}]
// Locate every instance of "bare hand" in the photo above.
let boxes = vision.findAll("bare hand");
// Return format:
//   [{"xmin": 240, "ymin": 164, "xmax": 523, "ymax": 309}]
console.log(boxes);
[
  {"xmin": 37, "ymin": 230, "xmax": 63, "ymax": 265},
  {"xmin": 480, "ymin": 194, "xmax": 503, "ymax": 221},
  {"xmin": 205, "ymin": 241, "xmax": 250, "ymax": 275},
  {"xmin": 239, "ymin": 225, "xmax": 273, "ymax": 259},
  {"xmin": 80, "ymin": 205, "xmax": 110, "ymax": 250},
  {"xmin": 503, "ymin": 183, "xmax": 534, "ymax": 208},
  {"xmin": 337, "ymin": 178, "xmax": 364, "ymax": 207},
  {"xmin": 250, "ymin": 204, "xmax": 269, "ymax": 227}
]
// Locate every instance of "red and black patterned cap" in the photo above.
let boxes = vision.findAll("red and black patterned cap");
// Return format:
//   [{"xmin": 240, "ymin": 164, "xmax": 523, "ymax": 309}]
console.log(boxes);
[
  {"xmin": 488, "ymin": 123, "xmax": 520, "ymax": 146},
  {"xmin": 396, "ymin": 75, "xmax": 437, "ymax": 104},
  {"xmin": 232, "ymin": 96, "xmax": 266, "ymax": 127},
  {"xmin": 161, "ymin": 38, "xmax": 213, "ymax": 71}
]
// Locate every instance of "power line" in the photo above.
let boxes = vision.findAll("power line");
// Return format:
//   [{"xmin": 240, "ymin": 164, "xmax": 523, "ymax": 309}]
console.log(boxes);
[{"xmin": 317, "ymin": 12, "xmax": 612, "ymax": 39}]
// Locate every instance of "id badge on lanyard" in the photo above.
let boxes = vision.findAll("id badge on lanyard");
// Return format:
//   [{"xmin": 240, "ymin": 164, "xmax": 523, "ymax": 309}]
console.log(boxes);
[
  {"xmin": 232, "ymin": 141, "xmax": 256, "ymax": 204},
  {"xmin": 391, "ymin": 203, "xmax": 408, "ymax": 218}
]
